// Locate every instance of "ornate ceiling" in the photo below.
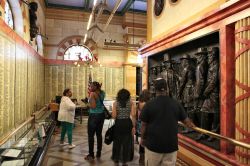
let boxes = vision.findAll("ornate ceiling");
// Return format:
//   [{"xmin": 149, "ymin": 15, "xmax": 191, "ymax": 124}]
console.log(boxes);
[{"xmin": 45, "ymin": 0, "xmax": 147, "ymax": 15}]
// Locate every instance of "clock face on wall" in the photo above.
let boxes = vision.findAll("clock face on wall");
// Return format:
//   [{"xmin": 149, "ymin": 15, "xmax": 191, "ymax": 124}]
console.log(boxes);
[{"xmin": 154, "ymin": 0, "xmax": 165, "ymax": 16}]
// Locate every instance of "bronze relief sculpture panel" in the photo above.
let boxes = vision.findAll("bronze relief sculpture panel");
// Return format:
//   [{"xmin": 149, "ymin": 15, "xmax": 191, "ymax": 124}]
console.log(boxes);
[{"xmin": 148, "ymin": 43, "xmax": 220, "ymax": 145}]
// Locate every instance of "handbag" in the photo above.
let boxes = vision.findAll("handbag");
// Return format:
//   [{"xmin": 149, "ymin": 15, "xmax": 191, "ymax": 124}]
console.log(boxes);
[
  {"xmin": 104, "ymin": 106, "xmax": 112, "ymax": 119},
  {"xmin": 104, "ymin": 120, "xmax": 115, "ymax": 145},
  {"xmin": 98, "ymin": 93, "xmax": 112, "ymax": 119}
]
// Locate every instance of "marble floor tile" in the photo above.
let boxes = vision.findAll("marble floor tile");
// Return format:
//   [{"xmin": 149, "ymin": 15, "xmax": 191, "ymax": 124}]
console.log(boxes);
[{"xmin": 42, "ymin": 118, "xmax": 189, "ymax": 166}]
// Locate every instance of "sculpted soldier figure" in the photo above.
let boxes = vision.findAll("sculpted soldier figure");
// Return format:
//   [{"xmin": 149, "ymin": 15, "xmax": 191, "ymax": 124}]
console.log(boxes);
[
  {"xmin": 196, "ymin": 47, "xmax": 220, "ymax": 141},
  {"xmin": 178, "ymin": 54, "xmax": 196, "ymax": 133},
  {"xmin": 149, "ymin": 66, "xmax": 158, "ymax": 97},
  {"xmin": 156, "ymin": 65, "xmax": 162, "ymax": 78},
  {"xmin": 161, "ymin": 54, "xmax": 179, "ymax": 98},
  {"xmin": 193, "ymin": 47, "xmax": 208, "ymax": 126}
]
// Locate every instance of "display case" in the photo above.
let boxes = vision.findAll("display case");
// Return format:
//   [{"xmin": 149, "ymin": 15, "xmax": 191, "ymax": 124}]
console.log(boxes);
[{"xmin": 0, "ymin": 108, "xmax": 55, "ymax": 166}]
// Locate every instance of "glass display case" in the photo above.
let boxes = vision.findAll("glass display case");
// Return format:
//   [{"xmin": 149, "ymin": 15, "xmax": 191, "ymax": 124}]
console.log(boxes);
[{"xmin": 0, "ymin": 109, "xmax": 55, "ymax": 166}]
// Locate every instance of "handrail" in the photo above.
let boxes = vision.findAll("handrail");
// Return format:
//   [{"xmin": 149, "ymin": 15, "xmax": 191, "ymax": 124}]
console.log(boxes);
[
  {"xmin": 32, "ymin": 106, "xmax": 48, "ymax": 119},
  {"xmin": 0, "ymin": 117, "xmax": 34, "ymax": 146},
  {"xmin": 178, "ymin": 122, "xmax": 250, "ymax": 150},
  {"xmin": 0, "ymin": 106, "xmax": 48, "ymax": 146}
]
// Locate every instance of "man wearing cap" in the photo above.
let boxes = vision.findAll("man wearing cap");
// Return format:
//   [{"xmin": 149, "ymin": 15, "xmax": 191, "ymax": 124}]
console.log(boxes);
[
  {"xmin": 178, "ymin": 54, "xmax": 196, "ymax": 132},
  {"xmin": 197, "ymin": 47, "xmax": 220, "ymax": 141},
  {"xmin": 140, "ymin": 78, "xmax": 194, "ymax": 166},
  {"xmin": 161, "ymin": 54, "xmax": 179, "ymax": 99}
]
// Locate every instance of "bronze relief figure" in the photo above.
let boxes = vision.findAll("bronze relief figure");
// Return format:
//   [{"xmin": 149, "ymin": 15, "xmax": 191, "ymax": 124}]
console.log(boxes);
[
  {"xmin": 197, "ymin": 47, "xmax": 220, "ymax": 141},
  {"xmin": 161, "ymin": 54, "xmax": 179, "ymax": 99}
]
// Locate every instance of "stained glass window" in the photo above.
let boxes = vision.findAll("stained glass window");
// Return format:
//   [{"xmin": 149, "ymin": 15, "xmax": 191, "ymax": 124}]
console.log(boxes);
[
  {"xmin": 64, "ymin": 45, "xmax": 93, "ymax": 62},
  {"xmin": 4, "ymin": 1, "xmax": 14, "ymax": 29}
]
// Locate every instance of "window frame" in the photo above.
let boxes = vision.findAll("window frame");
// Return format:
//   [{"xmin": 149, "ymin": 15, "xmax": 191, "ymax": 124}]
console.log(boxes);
[
  {"xmin": 4, "ymin": 0, "xmax": 14, "ymax": 29},
  {"xmin": 64, "ymin": 44, "xmax": 94, "ymax": 62}
]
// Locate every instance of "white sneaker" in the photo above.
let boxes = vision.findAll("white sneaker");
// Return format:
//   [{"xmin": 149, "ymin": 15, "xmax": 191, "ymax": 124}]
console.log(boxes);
[
  {"xmin": 60, "ymin": 142, "xmax": 69, "ymax": 146},
  {"xmin": 68, "ymin": 144, "xmax": 76, "ymax": 149}
]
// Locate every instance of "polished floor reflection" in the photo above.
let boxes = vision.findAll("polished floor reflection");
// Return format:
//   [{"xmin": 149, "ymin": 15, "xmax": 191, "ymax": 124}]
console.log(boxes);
[{"xmin": 42, "ymin": 118, "xmax": 190, "ymax": 166}]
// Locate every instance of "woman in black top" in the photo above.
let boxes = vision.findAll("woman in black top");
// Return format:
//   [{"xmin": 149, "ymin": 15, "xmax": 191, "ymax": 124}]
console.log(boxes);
[
  {"xmin": 137, "ymin": 89, "xmax": 150, "ymax": 164},
  {"xmin": 111, "ymin": 89, "xmax": 136, "ymax": 166}
]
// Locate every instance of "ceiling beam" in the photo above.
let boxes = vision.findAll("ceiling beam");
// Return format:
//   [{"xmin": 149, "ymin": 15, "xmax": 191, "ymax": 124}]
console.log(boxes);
[
  {"xmin": 84, "ymin": 0, "xmax": 90, "ymax": 9},
  {"xmin": 104, "ymin": 41, "xmax": 141, "ymax": 48},
  {"xmin": 46, "ymin": 3, "xmax": 85, "ymax": 10},
  {"xmin": 121, "ymin": 0, "xmax": 135, "ymax": 15}
]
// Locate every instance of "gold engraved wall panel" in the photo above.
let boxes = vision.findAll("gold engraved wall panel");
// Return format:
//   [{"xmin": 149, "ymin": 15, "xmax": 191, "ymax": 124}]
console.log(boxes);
[
  {"xmin": 0, "ymin": 33, "xmax": 15, "ymax": 136},
  {"xmin": 45, "ymin": 65, "xmax": 52, "ymax": 102},
  {"xmin": 45, "ymin": 65, "xmax": 65, "ymax": 102},
  {"xmin": 27, "ymin": 55, "xmax": 35, "ymax": 116},
  {"xmin": 0, "ymin": 31, "xmax": 45, "ymax": 140},
  {"xmin": 92, "ymin": 67, "xmax": 105, "ymax": 90},
  {"xmin": 15, "ymin": 44, "xmax": 28, "ymax": 124},
  {"xmin": 105, "ymin": 67, "xmax": 113, "ymax": 98},
  {"xmin": 37, "ymin": 60, "xmax": 45, "ymax": 108},
  {"xmin": 104, "ymin": 67, "xmax": 124, "ymax": 99},
  {"xmin": 27, "ymin": 55, "xmax": 44, "ymax": 116},
  {"xmin": 45, "ymin": 65, "xmax": 124, "ymax": 101},
  {"xmin": 112, "ymin": 67, "xmax": 124, "ymax": 97},
  {"xmin": 78, "ymin": 66, "xmax": 87, "ymax": 100},
  {"xmin": 45, "ymin": 65, "xmax": 87, "ymax": 102},
  {"xmin": 65, "ymin": 65, "xmax": 87, "ymax": 100},
  {"xmin": 57, "ymin": 65, "xmax": 65, "ymax": 98}
]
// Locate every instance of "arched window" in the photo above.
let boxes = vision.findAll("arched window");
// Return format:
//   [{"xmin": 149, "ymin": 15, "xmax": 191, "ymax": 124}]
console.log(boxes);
[
  {"xmin": 4, "ymin": 0, "xmax": 14, "ymax": 29},
  {"xmin": 64, "ymin": 45, "xmax": 93, "ymax": 62}
]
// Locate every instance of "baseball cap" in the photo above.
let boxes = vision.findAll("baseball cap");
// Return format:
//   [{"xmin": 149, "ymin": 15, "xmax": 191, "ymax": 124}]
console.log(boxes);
[{"xmin": 154, "ymin": 78, "xmax": 167, "ymax": 91}]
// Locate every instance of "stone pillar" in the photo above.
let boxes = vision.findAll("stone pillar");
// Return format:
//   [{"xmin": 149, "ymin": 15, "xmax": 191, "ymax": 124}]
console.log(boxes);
[{"xmin": 124, "ymin": 65, "xmax": 136, "ymax": 97}]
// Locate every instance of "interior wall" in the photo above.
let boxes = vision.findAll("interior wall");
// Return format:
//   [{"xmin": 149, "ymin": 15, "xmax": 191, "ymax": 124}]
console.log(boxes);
[
  {"xmin": 0, "ymin": 0, "xmax": 45, "ymax": 54},
  {"xmin": 148, "ymin": 0, "xmax": 227, "ymax": 41},
  {"xmin": 44, "ymin": 18, "xmax": 126, "ymax": 60},
  {"xmin": 0, "ymin": 1, "xmax": 145, "ymax": 139},
  {"xmin": 44, "ymin": 65, "xmax": 124, "ymax": 102},
  {"xmin": 0, "ymin": 29, "xmax": 45, "ymax": 140},
  {"xmin": 44, "ymin": 10, "xmax": 146, "ymax": 99},
  {"xmin": 124, "ymin": 65, "xmax": 136, "ymax": 97},
  {"xmin": 0, "ymin": 0, "xmax": 45, "ymax": 140}
]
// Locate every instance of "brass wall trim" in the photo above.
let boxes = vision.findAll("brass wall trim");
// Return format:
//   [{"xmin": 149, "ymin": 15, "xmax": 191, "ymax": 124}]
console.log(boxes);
[{"xmin": 178, "ymin": 122, "xmax": 250, "ymax": 150}]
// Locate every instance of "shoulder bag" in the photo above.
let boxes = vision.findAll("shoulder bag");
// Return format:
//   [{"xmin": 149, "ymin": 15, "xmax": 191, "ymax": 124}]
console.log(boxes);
[
  {"xmin": 104, "ymin": 119, "xmax": 115, "ymax": 145},
  {"xmin": 98, "ymin": 93, "xmax": 112, "ymax": 119}
]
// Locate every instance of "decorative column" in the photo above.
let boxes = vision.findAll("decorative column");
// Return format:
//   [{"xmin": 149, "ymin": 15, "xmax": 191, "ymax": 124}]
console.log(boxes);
[{"xmin": 235, "ymin": 17, "xmax": 250, "ymax": 164}]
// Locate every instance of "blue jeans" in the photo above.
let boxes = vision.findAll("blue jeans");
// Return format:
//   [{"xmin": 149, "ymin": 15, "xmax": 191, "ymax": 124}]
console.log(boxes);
[{"xmin": 87, "ymin": 113, "xmax": 105, "ymax": 156}]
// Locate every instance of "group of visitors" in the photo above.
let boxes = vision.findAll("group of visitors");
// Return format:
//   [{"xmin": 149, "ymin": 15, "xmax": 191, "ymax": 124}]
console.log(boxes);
[{"xmin": 57, "ymin": 78, "xmax": 195, "ymax": 166}]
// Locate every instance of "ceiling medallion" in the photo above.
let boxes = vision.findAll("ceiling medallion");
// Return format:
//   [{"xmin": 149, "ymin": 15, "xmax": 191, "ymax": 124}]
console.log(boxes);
[{"xmin": 154, "ymin": 0, "xmax": 165, "ymax": 17}]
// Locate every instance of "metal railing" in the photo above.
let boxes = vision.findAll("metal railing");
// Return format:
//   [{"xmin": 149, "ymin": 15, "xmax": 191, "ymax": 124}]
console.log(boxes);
[
  {"xmin": 0, "ymin": 106, "xmax": 48, "ymax": 146},
  {"xmin": 0, "ymin": 117, "xmax": 34, "ymax": 146},
  {"xmin": 178, "ymin": 122, "xmax": 250, "ymax": 150}
]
